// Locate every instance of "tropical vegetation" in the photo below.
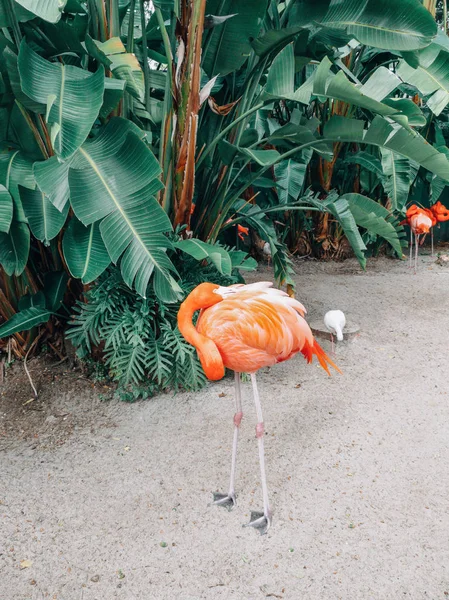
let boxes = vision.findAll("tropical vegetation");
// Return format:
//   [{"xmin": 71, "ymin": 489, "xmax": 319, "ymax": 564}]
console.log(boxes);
[{"xmin": 1, "ymin": 0, "xmax": 449, "ymax": 395}]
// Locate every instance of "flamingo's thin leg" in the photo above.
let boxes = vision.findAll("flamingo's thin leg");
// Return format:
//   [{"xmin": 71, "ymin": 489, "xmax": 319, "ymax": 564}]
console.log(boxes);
[
  {"xmin": 409, "ymin": 227, "xmax": 413, "ymax": 269},
  {"xmin": 330, "ymin": 332, "xmax": 335, "ymax": 354},
  {"xmin": 431, "ymin": 227, "xmax": 434, "ymax": 257},
  {"xmin": 244, "ymin": 373, "xmax": 272, "ymax": 534},
  {"xmin": 213, "ymin": 371, "xmax": 242, "ymax": 509},
  {"xmin": 415, "ymin": 233, "xmax": 419, "ymax": 274}
]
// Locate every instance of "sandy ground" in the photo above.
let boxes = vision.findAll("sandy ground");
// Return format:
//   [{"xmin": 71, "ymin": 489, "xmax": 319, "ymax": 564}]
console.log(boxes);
[{"xmin": 1, "ymin": 252, "xmax": 449, "ymax": 600}]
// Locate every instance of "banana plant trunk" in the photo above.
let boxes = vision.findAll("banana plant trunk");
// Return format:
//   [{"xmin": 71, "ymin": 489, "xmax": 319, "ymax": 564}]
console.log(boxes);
[
  {"xmin": 172, "ymin": 0, "xmax": 207, "ymax": 230},
  {"xmin": 422, "ymin": 0, "xmax": 437, "ymax": 17}
]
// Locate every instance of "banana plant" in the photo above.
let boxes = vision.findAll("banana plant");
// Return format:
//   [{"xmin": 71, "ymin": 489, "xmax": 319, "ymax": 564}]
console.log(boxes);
[{"xmin": 1, "ymin": 0, "xmax": 449, "ymax": 356}]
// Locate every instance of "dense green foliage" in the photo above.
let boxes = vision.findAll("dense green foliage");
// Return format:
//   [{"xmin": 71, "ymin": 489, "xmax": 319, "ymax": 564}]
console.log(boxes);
[
  {"xmin": 66, "ymin": 234, "xmax": 253, "ymax": 397},
  {"xmin": 1, "ymin": 0, "xmax": 449, "ymax": 391}
]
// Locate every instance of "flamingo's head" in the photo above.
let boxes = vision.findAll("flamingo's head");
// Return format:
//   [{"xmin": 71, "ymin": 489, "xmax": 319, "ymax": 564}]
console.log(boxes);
[{"xmin": 183, "ymin": 282, "xmax": 237, "ymax": 311}]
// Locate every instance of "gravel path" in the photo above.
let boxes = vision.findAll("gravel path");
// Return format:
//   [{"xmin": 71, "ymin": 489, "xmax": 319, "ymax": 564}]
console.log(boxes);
[{"xmin": 1, "ymin": 254, "xmax": 449, "ymax": 599}]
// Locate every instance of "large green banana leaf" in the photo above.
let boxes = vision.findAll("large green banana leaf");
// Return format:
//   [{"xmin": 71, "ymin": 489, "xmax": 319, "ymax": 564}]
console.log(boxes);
[
  {"xmin": 268, "ymin": 123, "xmax": 334, "ymax": 160},
  {"xmin": 43, "ymin": 271, "xmax": 69, "ymax": 312},
  {"xmin": 358, "ymin": 67, "xmax": 401, "ymax": 103},
  {"xmin": 202, "ymin": 0, "xmax": 269, "ymax": 76},
  {"xmin": 85, "ymin": 36, "xmax": 144, "ymax": 102},
  {"xmin": 380, "ymin": 149, "xmax": 417, "ymax": 212},
  {"xmin": 251, "ymin": 26, "xmax": 305, "ymax": 58},
  {"xmin": 63, "ymin": 217, "xmax": 111, "ymax": 283},
  {"xmin": 289, "ymin": 0, "xmax": 436, "ymax": 51},
  {"xmin": 264, "ymin": 44, "xmax": 316, "ymax": 104},
  {"xmin": 229, "ymin": 250, "xmax": 258, "ymax": 272},
  {"xmin": 344, "ymin": 151, "xmax": 383, "ymax": 177},
  {"xmin": 0, "ymin": 220, "xmax": 30, "ymax": 275},
  {"xmin": 274, "ymin": 159, "xmax": 307, "ymax": 204},
  {"xmin": 6, "ymin": 104, "xmax": 47, "ymax": 161},
  {"xmin": 34, "ymin": 156, "xmax": 71, "ymax": 211},
  {"xmin": 20, "ymin": 186, "xmax": 69, "ymax": 245},
  {"xmin": 341, "ymin": 193, "xmax": 405, "ymax": 257},
  {"xmin": 14, "ymin": 0, "xmax": 66, "ymax": 23},
  {"xmin": 65, "ymin": 119, "xmax": 179, "ymax": 301},
  {"xmin": 0, "ymin": 151, "xmax": 34, "ymax": 224},
  {"xmin": 320, "ymin": 191, "xmax": 405, "ymax": 265},
  {"xmin": 239, "ymin": 148, "xmax": 281, "ymax": 166},
  {"xmin": 265, "ymin": 50, "xmax": 405, "ymax": 125},
  {"xmin": 33, "ymin": 117, "xmax": 147, "ymax": 216},
  {"xmin": 174, "ymin": 239, "xmax": 232, "ymax": 276},
  {"xmin": 0, "ymin": 307, "xmax": 51, "ymax": 339},
  {"xmin": 18, "ymin": 41, "xmax": 105, "ymax": 159},
  {"xmin": 397, "ymin": 43, "xmax": 449, "ymax": 116},
  {"xmin": 0, "ymin": 0, "xmax": 33, "ymax": 26},
  {"xmin": 313, "ymin": 57, "xmax": 399, "ymax": 117},
  {"xmin": 101, "ymin": 78, "xmax": 126, "ymax": 119},
  {"xmin": 0, "ymin": 185, "xmax": 13, "ymax": 232},
  {"xmin": 382, "ymin": 98, "xmax": 426, "ymax": 128},
  {"xmin": 323, "ymin": 195, "xmax": 367, "ymax": 267},
  {"xmin": 68, "ymin": 128, "xmax": 161, "ymax": 224},
  {"xmin": 265, "ymin": 43, "xmax": 296, "ymax": 99},
  {"xmin": 3, "ymin": 48, "xmax": 46, "ymax": 114},
  {"xmin": 231, "ymin": 199, "xmax": 296, "ymax": 287},
  {"xmin": 323, "ymin": 115, "xmax": 449, "ymax": 181},
  {"xmin": 37, "ymin": 12, "xmax": 88, "ymax": 55}
]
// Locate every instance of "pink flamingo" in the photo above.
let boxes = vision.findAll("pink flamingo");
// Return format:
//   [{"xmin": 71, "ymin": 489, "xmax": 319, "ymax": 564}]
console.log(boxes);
[
  {"xmin": 403, "ymin": 205, "xmax": 433, "ymax": 272},
  {"xmin": 178, "ymin": 282, "xmax": 340, "ymax": 534}
]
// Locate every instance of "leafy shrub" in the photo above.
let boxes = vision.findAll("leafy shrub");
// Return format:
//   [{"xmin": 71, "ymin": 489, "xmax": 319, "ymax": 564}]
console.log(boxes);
[{"xmin": 67, "ymin": 247, "xmax": 251, "ymax": 399}]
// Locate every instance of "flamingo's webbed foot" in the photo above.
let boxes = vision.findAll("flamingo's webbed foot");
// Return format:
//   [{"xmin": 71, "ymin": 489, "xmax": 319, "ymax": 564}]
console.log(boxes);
[
  {"xmin": 213, "ymin": 492, "xmax": 237, "ymax": 511},
  {"xmin": 243, "ymin": 510, "xmax": 272, "ymax": 535}
]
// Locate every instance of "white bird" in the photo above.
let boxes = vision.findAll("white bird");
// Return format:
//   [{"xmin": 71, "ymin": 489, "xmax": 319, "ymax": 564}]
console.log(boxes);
[
  {"xmin": 263, "ymin": 242, "xmax": 271, "ymax": 258},
  {"xmin": 324, "ymin": 310, "xmax": 346, "ymax": 353}
]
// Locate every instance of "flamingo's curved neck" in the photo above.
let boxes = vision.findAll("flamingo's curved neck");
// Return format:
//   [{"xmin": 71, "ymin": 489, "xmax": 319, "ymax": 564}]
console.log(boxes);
[{"xmin": 178, "ymin": 298, "xmax": 225, "ymax": 381}]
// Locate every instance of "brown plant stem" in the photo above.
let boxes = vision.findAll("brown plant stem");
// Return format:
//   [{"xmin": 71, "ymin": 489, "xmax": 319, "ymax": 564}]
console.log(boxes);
[{"xmin": 173, "ymin": 0, "xmax": 207, "ymax": 229}]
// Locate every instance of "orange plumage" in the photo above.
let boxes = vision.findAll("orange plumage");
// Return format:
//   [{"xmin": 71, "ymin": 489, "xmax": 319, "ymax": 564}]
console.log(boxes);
[
  {"xmin": 403, "ymin": 204, "xmax": 438, "ymax": 272},
  {"xmin": 177, "ymin": 281, "xmax": 340, "ymax": 533},
  {"xmin": 422, "ymin": 208, "xmax": 437, "ymax": 228},
  {"xmin": 178, "ymin": 281, "xmax": 339, "ymax": 380},
  {"xmin": 431, "ymin": 200, "xmax": 449, "ymax": 222},
  {"xmin": 409, "ymin": 211, "xmax": 432, "ymax": 235}
]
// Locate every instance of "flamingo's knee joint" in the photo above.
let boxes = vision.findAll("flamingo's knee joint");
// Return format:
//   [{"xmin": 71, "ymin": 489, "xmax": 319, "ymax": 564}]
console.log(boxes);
[
  {"xmin": 256, "ymin": 422, "xmax": 264, "ymax": 438},
  {"xmin": 234, "ymin": 411, "xmax": 243, "ymax": 428}
]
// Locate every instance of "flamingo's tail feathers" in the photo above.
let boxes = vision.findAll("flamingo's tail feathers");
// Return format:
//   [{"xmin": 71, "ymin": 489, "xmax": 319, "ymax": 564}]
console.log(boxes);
[{"xmin": 301, "ymin": 339, "xmax": 342, "ymax": 375}]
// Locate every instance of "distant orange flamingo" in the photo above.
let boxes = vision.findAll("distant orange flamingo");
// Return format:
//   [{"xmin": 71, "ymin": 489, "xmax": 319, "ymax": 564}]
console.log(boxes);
[
  {"xmin": 404, "ymin": 205, "xmax": 433, "ymax": 272},
  {"xmin": 431, "ymin": 201, "xmax": 449, "ymax": 223},
  {"xmin": 178, "ymin": 281, "xmax": 340, "ymax": 534},
  {"xmin": 404, "ymin": 202, "xmax": 449, "ymax": 271},
  {"xmin": 430, "ymin": 202, "xmax": 449, "ymax": 257}
]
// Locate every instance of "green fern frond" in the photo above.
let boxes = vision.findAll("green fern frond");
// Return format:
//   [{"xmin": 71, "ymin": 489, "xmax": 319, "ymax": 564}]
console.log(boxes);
[
  {"xmin": 107, "ymin": 344, "xmax": 149, "ymax": 384},
  {"xmin": 66, "ymin": 234, "xmax": 252, "ymax": 398},
  {"xmin": 161, "ymin": 323, "xmax": 191, "ymax": 366},
  {"xmin": 146, "ymin": 338, "xmax": 173, "ymax": 385}
]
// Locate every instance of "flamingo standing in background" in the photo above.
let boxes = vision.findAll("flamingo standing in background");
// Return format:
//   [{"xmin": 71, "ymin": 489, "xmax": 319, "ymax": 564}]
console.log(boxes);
[
  {"xmin": 431, "ymin": 201, "xmax": 449, "ymax": 236},
  {"xmin": 177, "ymin": 282, "xmax": 340, "ymax": 534},
  {"xmin": 431, "ymin": 200, "xmax": 449, "ymax": 221},
  {"xmin": 429, "ymin": 202, "xmax": 449, "ymax": 257},
  {"xmin": 403, "ymin": 205, "xmax": 433, "ymax": 273},
  {"xmin": 404, "ymin": 202, "xmax": 449, "ymax": 272}
]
